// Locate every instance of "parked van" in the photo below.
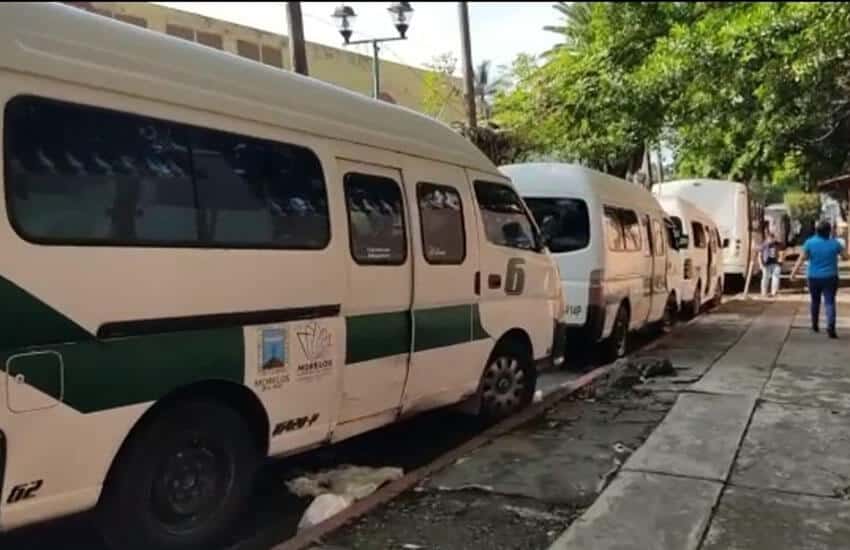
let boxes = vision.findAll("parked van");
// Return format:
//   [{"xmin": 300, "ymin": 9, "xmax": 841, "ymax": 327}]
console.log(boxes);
[
  {"xmin": 504, "ymin": 163, "xmax": 677, "ymax": 360},
  {"xmin": 653, "ymin": 179, "xmax": 758, "ymax": 289},
  {"xmin": 0, "ymin": 4, "xmax": 566, "ymax": 548},
  {"xmin": 657, "ymin": 197, "xmax": 724, "ymax": 317}
]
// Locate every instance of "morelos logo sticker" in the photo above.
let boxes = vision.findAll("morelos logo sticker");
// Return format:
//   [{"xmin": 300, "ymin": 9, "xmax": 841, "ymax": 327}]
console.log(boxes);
[
  {"xmin": 255, "ymin": 328, "xmax": 290, "ymax": 392},
  {"xmin": 295, "ymin": 322, "xmax": 333, "ymax": 381},
  {"xmin": 261, "ymin": 328, "xmax": 287, "ymax": 371}
]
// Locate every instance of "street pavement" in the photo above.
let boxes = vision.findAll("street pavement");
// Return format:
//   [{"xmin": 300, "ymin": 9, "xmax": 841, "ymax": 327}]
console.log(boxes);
[{"xmin": 550, "ymin": 298, "xmax": 850, "ymax": 550}]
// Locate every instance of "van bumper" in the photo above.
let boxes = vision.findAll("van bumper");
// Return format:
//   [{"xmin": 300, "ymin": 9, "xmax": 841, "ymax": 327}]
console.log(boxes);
[
  {"xmin": 536, "ymin": 321, "xmax": 568, "ymax": 371},
  {"xmin": 566, "ymin": 305, "xmax": 606, "ymax": 344}
]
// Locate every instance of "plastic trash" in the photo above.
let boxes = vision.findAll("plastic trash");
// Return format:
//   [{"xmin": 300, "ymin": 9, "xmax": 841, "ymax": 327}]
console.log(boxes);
[
  {"xmin": 286, "ymin": 465, "xmax": 404, "ymax": 500},
  {"xmin": 297, "ymin": 493, "xmax": 352, "ymax": 530}
]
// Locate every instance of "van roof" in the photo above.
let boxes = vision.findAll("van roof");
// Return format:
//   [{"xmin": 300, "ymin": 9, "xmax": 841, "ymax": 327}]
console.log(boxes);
[
  {"xmin": 654, "ymin": 178, "xmax": 747, "ymax": 191},
  {"xmin": 501, "ymin": 162, "xmax": 662, "ymax": 211},
  {"xmin": 656, "ymin": 196, "xmax": 717, "ymax": 228},
  {"xmin": 0, "ymin": 3, "xmax": 497, "ymax": 174}
]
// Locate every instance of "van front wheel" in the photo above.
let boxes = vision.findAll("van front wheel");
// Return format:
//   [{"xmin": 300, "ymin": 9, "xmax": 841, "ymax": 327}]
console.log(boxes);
[{"xmin": 480, "ymin": 343, "xmax": 535, "ymax": 421}]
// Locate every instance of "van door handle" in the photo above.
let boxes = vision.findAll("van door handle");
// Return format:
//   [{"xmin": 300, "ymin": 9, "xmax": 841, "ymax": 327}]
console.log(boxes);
[
  {"xmin": 488, "ymin": 274, "xmax": 502, "ymax": 289},
  {"xmin": 474, "ymin": 271, "xmax": 481, "ymax": 295}
]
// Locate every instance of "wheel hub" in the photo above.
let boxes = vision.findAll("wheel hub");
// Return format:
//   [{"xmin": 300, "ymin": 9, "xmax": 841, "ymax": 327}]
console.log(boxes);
[
  {"xmin": 152, "ymin": 439, "xmax": 229, "ymax": 533},
  {"xmin": 482, "ymin": 356, "xmax": 526, "ymax": 412}
]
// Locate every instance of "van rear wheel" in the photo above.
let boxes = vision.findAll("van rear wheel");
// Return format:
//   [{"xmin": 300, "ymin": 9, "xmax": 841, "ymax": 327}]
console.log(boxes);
[
  {"xmin": 98, "ymin": 400, "xmax": 259, "ymax": 550},
  {"xmin": 663, "ymin": 292, "xmax": 678, "ymax": 330},
  {"xmin": 480, "ymin": 342, "xmax": 535, "ymax": 421},
  {"xmin": 602, "ymin": 304, "xmax": 629, "ymax": 363}
]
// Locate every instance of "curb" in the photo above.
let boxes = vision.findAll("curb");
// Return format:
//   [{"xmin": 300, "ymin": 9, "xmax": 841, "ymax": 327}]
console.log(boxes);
[{"xmin": 270, "ymin": 365, "xmax": 613, "ymax": 550}]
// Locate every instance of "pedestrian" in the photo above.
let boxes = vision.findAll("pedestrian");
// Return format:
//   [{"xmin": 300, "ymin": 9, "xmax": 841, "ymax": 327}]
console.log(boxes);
[
  {"xmin": 790, "ymin": 220, "xmax": 847, "ymax": 339},
  {"xmin": 759, "ymin": 231, "xmax": 782, "ymax": 298}
]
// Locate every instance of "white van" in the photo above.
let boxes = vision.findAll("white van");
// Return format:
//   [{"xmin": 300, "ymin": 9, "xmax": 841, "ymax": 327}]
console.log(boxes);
[
  {"xmin": 0, "ymin": 4, "xmax": 565, "ymax": 548},
  {"xmin": 653, "ymin": 179, "xmax": 756, "ymax": 289},
  {"xmin": 503, "ymin": 163, "xmax": 677, "ymax": 360},
  {"xmin": 656, "ymin": 197, "xmax": 724, "ymax": 317}
]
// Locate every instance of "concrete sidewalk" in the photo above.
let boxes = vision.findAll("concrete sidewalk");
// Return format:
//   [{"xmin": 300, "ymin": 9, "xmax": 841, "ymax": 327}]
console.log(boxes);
[{"xmin": 550, "ymin": 300, "xmax": 850, "ymax": 550}]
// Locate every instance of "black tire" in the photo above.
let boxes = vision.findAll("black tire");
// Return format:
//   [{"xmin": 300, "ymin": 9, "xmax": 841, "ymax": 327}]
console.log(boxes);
[
  {"xmin": 686, "ymin": 284, "xmax": 701, "ymax": 320},
  {"xmin": 663, "ymin": 292, "xmax": 678, "ymax": 330},
  {"xmin": 98, "ymin": 400, "xmax": 259, "ymax": 550},
  {"xmin": 602, "ymin": 304, "xmax": 629, "ymax": 363},
  {"xmin": 479, "ymin": 340, "xmax": 536, "ymax": 421}
]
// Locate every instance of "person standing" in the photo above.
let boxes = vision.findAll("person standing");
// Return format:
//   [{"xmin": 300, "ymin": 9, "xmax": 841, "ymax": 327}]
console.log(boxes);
[
  {"xmin": 791, "ymin": 221, "xmax": 847, "ymax": 338},
  {"xmin": 759, "ymin": 231, "xmax": 782, "ymax": 298}
]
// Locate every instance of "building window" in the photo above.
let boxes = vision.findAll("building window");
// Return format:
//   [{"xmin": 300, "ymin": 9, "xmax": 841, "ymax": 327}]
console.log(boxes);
[
  {"xmin": 344, "ymin": 173, "xmax": 407, "ymax": 265},
  {"xmin": 417, "ymin": 182, "xmax": 465, "ymax": 264},
  {"xmin": 474, "ymin": 181, "xmax": 539, "ymax": 251},
  {"xmin": 262, "ymin": 46, "xmax": 283, "ymax": 68},
  {"xmin": 166, "ymin": 24, "xmax": 195, "ymax": 42},
  {"xmin": 4, "ymin": 95, "xmax": 330, "ymax": 249},
  {"xmin": 114, "ymin": 14, "xmax": 147, "ymax": 28},
  {"xmin": 237, "ymin": 40, "xmax": 261, "ymax": 61},
  {"xmin": 196, "ymin": 31, "xmax": 223, "ymax": 50}
]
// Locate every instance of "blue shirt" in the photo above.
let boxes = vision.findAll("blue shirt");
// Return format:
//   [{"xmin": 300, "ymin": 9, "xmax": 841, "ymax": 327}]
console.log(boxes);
[{"xmin": 803, "ymin": 236, "xmax": 844, "ymax": 278}]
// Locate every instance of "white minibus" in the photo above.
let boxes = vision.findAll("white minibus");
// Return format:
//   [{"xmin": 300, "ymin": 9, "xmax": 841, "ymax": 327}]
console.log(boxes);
[
  {"xmin": 653, "ymin": 179, "xmax": 756, "ymax": 289},
  {"xmin": 0, "ymin": 4, "xmax": 566, "ymax": 548},
  {"xmin": 504, "ymin": 163, "xmax": 677, "ymax": 361},
  {"xmin": 656, "ymin": 197, "xmax": 724, "ymax": 317}
]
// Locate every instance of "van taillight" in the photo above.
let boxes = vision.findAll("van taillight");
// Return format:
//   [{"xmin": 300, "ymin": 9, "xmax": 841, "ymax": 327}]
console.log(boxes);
[
  {"xmin": 683, "ymin": 259, "xmax": 693, "ymax": 280},
  {"xmin": 735, "ymin": 239, "xmax": 742, "ymax": 255},
  {"xmin": 589, "ymin": 269, "xmax": 604, "ymax": 306}
]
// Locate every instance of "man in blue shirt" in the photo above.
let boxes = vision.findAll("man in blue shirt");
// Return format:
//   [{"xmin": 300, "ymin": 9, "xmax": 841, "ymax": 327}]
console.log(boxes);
[{"xmin": 791, "ymin": 221, "xmax": 847, "ymax": 338}]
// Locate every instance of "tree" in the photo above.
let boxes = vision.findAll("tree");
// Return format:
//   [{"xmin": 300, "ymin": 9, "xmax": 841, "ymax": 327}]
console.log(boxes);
[
  {"xmin": 543, "ymin": 2, "xmax": 593, "ymax": 53},
  {"xmin": 494, "ymin": 3, "xmax": 691, "ymax": 177},
  {"xmin": 474, "ymin": 60, "xmax": 505, "ymax": 121},
  {"xmin": 422, "ymin": 52, "xmax": 460, "ymax": 118},
  {"xmin": 494, "ymin": 2, "xmax": 850, "ymax": 189}
]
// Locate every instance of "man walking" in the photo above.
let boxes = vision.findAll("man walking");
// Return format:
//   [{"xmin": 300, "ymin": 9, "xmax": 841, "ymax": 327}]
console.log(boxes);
[
  {"xmin": 759, "ymin": 231, "xmax": 782, "ymax": 298},
  {"xmin": 791, "ymin": 221, "xmax": 847, "ymax": 338}
]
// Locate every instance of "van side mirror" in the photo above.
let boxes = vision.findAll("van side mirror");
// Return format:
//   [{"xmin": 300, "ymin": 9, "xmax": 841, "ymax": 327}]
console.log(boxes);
[
  {"xmin": 678, "ymin": 235, "xmax": 689, "ymax": 249},
  {"xmin": 722, "ymin": 238, "xmax": 730, "ymax": 248}
]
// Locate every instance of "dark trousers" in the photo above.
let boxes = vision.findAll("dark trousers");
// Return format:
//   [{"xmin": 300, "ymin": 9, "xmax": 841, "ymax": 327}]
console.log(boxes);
[{"xmin": 809, "ymin": 277, "xmax": 838, "ymax": 331}]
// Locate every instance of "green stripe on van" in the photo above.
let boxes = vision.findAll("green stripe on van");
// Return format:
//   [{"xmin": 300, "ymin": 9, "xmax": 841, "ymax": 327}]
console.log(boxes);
[
  {"xmin": 0, "ymin": 276, "xmax": 94, "ymax": 350},
  {"xmin": 1, "ymin": 328, "xmax": 244, "ymax": 414},
  {"xmin": 345, "ymin": 304, "xmax": 491, "ymax": 364}
]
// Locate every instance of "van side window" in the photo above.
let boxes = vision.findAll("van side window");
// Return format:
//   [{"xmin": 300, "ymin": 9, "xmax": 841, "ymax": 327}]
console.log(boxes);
[
  {"xmin": 473, "ymin": 181, "xmax": 539, "ymax": 251},
  {"xmin": 191, "ymin": 128, "xmax": 329, "ymax": 248},
  {"xmin": 417, "ymin": 182, "xmax": 465, "ymax": 264},
  {"xmin": 652, "ymin": 219, "xmax": 666, "ymax": 257},
  {"xmin": 344, "ymin": 172, "xmax": 407, "ymax": 265},
  {"xmin": 692, "ymin": 221, "xmax": 706, "ymax": 248},
  {"xmin": 619, "ymin": 209, "xmax": 642, "ymax": 251},
  {"xmin": 670, "ymin": 216, "xmax": 684, "ymax": 237},
  {"xmin": 642, "ymin": 216, "xmax": 653, "ymax": 257},
  {"xmin": 4, "ymin": 95, "xmax": 330, "ymax": 248},
  {"xmin": 604, "ymin": 206, "xmax": 625, "ymax": 251},
  {"xmin": 524, "ymin": 198, "xmax": 590, "ymax": 253}
]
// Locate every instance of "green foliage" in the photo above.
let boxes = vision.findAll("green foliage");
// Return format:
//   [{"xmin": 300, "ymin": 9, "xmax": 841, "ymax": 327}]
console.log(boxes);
[
  {"xmin": 784, "ymin": 191, "xmax": 821, "ymax": 228},
  {"xmin": 494, "ymin": 2, "xmax": 850, "ymax": 189},
  {"xmin": 422, "ymin": 52, "xmax": 459, "ymax": 118}
]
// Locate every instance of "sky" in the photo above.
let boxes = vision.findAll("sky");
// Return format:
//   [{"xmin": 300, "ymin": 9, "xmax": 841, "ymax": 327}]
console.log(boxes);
[{"xmin": 155, "ymin": 2, "xmax": 563, "ymax": 75}]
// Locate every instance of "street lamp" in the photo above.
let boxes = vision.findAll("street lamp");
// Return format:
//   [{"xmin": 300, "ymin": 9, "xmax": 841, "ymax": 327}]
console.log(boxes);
[{"xmin": 332, "ymin": 2, "xmax": 414, "ymax": 99}]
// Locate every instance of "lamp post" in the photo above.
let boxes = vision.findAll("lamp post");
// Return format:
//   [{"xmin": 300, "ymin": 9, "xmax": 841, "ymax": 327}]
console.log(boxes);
[{"xmin": 332, "ymin": 2, "xmax": 414, "ymax": 99}]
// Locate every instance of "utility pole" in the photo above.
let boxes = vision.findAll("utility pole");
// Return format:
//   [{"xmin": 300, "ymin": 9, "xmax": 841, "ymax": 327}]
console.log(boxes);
[
  {"xmin": 458, "ymin": 1, "xmax": 477, "ymax": 128},
  {"xmin": 286, "ymin": 2, "xmax": 309, "ymax": 76}
]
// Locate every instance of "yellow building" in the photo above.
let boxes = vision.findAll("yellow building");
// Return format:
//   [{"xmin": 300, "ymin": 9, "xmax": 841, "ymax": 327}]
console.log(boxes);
[{"xmin": 62, "ymin": 2, "xmax": 465, "ymax": 123}]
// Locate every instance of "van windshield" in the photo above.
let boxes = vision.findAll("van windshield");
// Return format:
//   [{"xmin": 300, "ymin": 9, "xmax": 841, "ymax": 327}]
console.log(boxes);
[{"xmin": 524, "ymin": 197, "xmax": 590, "ymax": 253}]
